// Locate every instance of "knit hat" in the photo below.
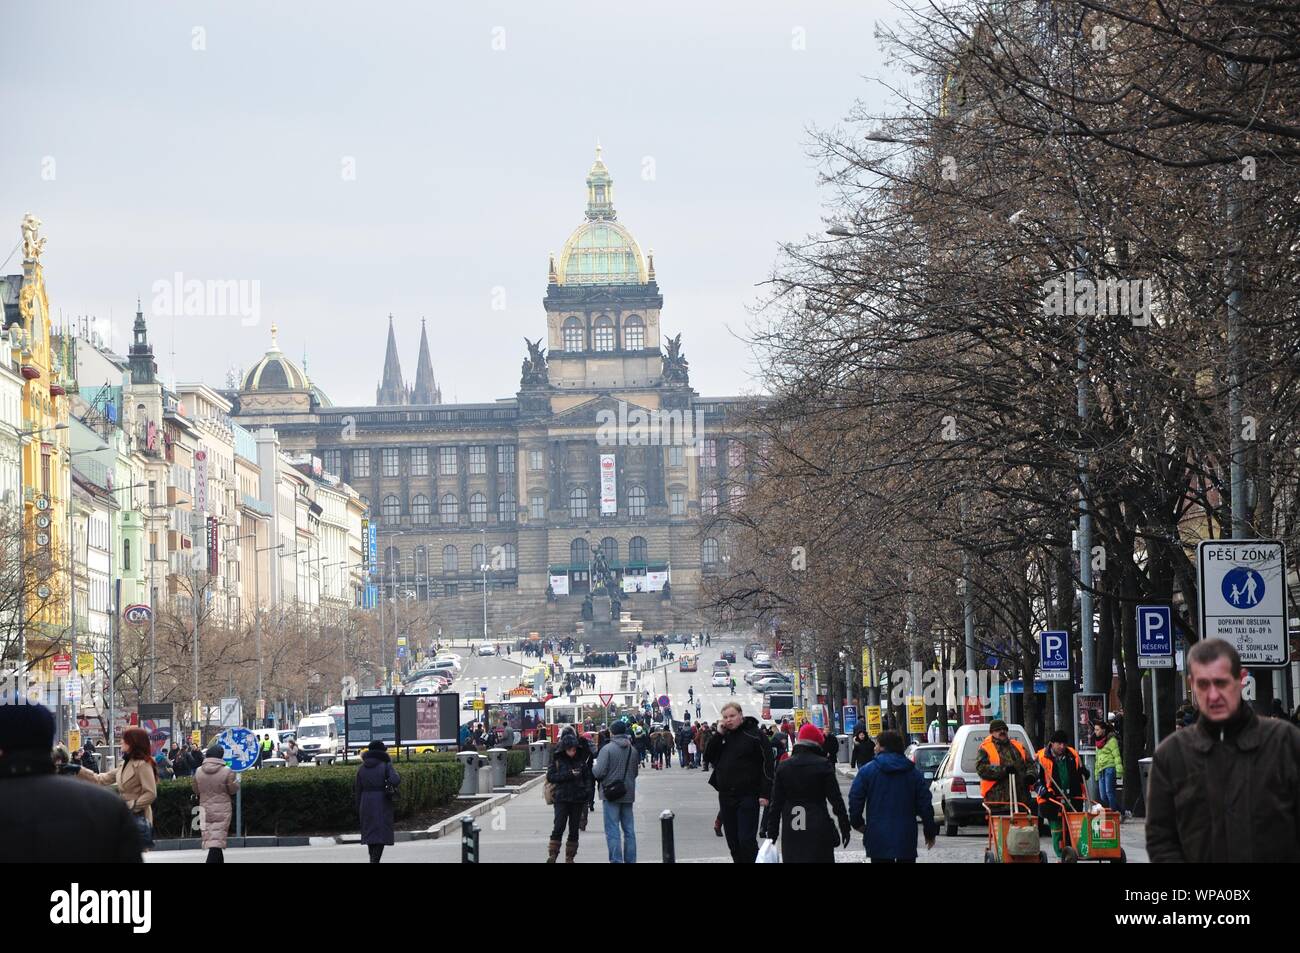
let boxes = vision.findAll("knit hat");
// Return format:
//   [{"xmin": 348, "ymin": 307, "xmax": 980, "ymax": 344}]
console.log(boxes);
[
  {"xmin": 988, "ymin": 719, "xmax": 1009, "ymax": 733},
  {"xmin": 366, "ymin": 740, "xmax": 387, "ymax": 753},
  {"xmin": 0, "ymin": 697, "xmax": 55, "ymax": 753},
  {"xmin": 609, "ymin": 721, "xmax": 628, "ymax": 735},
  {"xmin": 797, "ymin": 723, "xmax": 824, "ymax": 746}
]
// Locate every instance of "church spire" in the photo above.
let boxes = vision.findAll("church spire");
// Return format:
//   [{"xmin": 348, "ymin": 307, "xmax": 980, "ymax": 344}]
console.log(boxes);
[
  {"xmin": 376, "ymin": 314, "xmax": 408, "ymax": 405},
  {"xmin": 411, "ymin": 318, "xmax": 441, "ymax": 405},
  {"xmin": 128, "ymin": 298, "xmax": 156, "ymax": 384}
]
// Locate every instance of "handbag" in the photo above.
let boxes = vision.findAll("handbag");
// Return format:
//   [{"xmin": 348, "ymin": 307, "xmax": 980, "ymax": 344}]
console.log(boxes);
[
  {"xmin": 383, "ymin": 766, "xmax": 400, "ymax": 802},
  {"xmin": 543, "ymin": 780, "xmax": 556, "ymax": 805}
]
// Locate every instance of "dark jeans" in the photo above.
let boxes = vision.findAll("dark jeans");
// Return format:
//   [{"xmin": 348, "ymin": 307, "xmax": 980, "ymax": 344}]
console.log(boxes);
[
  {"xmin": 206, "ymin": 847, "xmax": 223, "ymax": 864},
  {"xmin": 552, "ymin": 801, "xmax": 585, "ymax": 841},
  {"xmin": 718, "ymin": 793, "xmax": 761, "ymax": 863},
  {"xmin": 368, "ymin": 844, "xmax": 384, "ymax": 863}
]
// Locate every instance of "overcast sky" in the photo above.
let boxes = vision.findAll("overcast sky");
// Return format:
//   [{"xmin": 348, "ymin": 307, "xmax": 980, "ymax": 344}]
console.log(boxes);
[{"xmin": 1, "ymin": 1, "xmax": 904, "ymax": 406}]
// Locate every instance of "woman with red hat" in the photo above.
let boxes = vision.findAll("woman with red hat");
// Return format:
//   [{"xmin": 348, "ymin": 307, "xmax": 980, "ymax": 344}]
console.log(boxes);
[{"xmin": 760, "ymin": 722, "xmax": 851, "ymax": 863}]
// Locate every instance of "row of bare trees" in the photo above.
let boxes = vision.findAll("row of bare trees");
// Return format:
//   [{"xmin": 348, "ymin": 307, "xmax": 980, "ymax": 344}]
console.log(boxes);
[{"xmin": 703, "ymin": 1, "xmax": 1300, "ymax": 807}]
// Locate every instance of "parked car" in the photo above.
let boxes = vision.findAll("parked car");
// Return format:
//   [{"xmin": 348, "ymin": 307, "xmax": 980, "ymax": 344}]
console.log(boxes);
[
  {"xmin": 930, "ymin": 723, "xmax": 1035, "ymax": 837},
  {"xmin": 903, "ymin": 743, "xmax": 949, "ymax": 784},
  {"xmin": 744, "ymin": 669, "xmax": 769, "ymax": 685},
  {"xmin": 711, "ymin": 671, "xmax": 730, "ymax": 687},
  {"xmin": 754, "ymin": 676, "xmax": 794, "ymax": 694},
  {"xmin": 294, "ymin": 713, "xmax": 340, "ymax": 763},
  {"xmin": 751, "ymin": 657, "xmax": 773, "ymax": 670},
  {"xmin": 744, "ymin": 643, "xmax": 763, "ymax": 661}
]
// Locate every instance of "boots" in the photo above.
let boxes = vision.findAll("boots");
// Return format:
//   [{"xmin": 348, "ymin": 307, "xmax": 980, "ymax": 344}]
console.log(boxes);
[
  {"xmin": 546, "ymin": 837, "xmax": 561, "ymax": 863},
  {"xmin": 565, "ymin": 837, "xmax": 579, "ymax": 863}
]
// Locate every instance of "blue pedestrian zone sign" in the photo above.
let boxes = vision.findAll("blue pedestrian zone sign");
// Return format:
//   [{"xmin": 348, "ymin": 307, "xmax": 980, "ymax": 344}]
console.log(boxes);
[
  {"xmin": 216, "ymin": 727, "xmax": 261, "ymax": 772},
  {"xmin": 1136, "ymin": 605, "xmax": 1173, "ymax": 669},
  {"xmin": 1039, "ymin": 631, "xmax": 1070, "ymax": 681}
]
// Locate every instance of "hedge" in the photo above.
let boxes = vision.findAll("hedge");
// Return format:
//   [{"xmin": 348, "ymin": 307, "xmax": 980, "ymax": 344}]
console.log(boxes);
[{"xmin": 152, "ymin": 760, "xmax": 463, "ymax": 838}]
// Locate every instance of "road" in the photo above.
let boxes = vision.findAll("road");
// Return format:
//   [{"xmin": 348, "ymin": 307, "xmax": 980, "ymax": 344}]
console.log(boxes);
[{"xmin": 149, "ymin": 634, "xmax": 1147, "ymax": 862}]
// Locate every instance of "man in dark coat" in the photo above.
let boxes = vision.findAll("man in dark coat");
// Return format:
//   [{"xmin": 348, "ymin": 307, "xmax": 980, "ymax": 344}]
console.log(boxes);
[
  {"xmin": 1147, "ymin": 639, "xmax": 1300, "ymax": 862},
  {"xmin": 0, "ymin": 698, "xmax": 142, "ymax": 863},
  {"xmin": 850, "ymin": 727, "xmax": 874, "ymax": 769},
  {"xmin": 354, "ymin": 740, "xmax": 400, "ymax": 863},
  {"xmin": 546, "ymin": 727, "xmax": 594, "ymax": 862},
  {"xmin": 847, "ymin": 729, "xmax": 938, "ymax": 862},
  {"xmin": 822, "ymin": 729, "xmax": 840, "ymax": 763},
  {"xmin": 705, "ymin": 702, "xmax": 776, "ymax": 863},
  {"xmin": 762, "ymin": 724, "xmax": 851, "ymax": 862}
]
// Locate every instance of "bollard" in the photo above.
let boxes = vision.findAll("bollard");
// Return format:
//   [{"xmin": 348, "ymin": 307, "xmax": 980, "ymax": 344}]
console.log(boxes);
[
  {"xmin": 837, "ymin": 735, "xmax": 851, "ymax": 763},
  {"xmin": 456, "ymin": 751, "xmax": 479, "ymax": 795},
  {"xmin": 660, "ymin": 809, "xmax": 676, "ymax": 864},
  {"xmin": 487, "ymin": 747, "xmax": 508, "ymax": 789},
  {"xmin": 461, "ymin": 816, "xmax": 480, "ymax": 864}
]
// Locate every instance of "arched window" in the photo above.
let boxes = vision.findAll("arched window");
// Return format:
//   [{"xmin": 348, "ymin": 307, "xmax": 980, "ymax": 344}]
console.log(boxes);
[
  {"xmin": 600, "ymin": 537, "xmax": 618, "ymax": 564},
  {"xmin": 440, "ymin": 493, "xmax": 459, "ymax": 524},
  {"xmin": 411, "ymin": 493, "xmax": 431, "ymax": 525},
  {"xmin": 472, "ymin": 543, "xmax": 486, "ymax": 570},
  {"xmin": 563, "ymin": 317, "xmax": 584, "ymax": 352},
  {"xmin": 502, "ymin": 543, "xmax": 517, "ymax": 570},
  {"xmin": 593, "ymin": 315, "xmax": 614, "ymax": 351},
  {"xmin": 629, "ymin": 536, "xmax": 648, "ymax": 565},
  {"xmin": 628, "ymin": 485, "xmax": 647, "ymax": 518},
  {"xmin": 469, "ymin": 492, "xmax": 488, "ymax": 524},
  {"xmin": 498, "ymin": 492, "xmax": 517, "ymax": 523},
  {"xmin": 571, "ymin": 538, "xmax": 589, "ymax": 568},
  {"xmin": 442, "ymin": 545, "xmax": 458, "ymax": 573},
  {"xmin": 381, "ymin": 494, "xmax": 400, "ymax": 524},
  {"xmin": 702, "ymin": 538, "xmax": 719, "ymax": 566},
  {"xmin": 702, "ymin": 488, "xmax": 718, "ymax": 515},
  {"xmin": 624, "ymin": 315, "xmax": 644, "ymax": 350},
  {"xmin": 569, "ymin": 486, "xmax": 588, "ymax": 519},
  {"xmin": 123, "ymin": 539, "xmax": 131, "ymax": 572}
]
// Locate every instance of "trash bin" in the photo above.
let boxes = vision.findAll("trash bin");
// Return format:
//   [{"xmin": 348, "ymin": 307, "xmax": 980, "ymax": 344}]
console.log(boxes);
[
  {"xmin": 456, "ymin": 751, "xmax": 479, "ymax": 796},
  {"xmin": 1138, "ymin": 757, "xmax": 1153, "ymax": 811},
  {"xmin": 478, "ymin": 753, "xmax": 494, "ymax": 794},
  {"xmin": 837, "ymin": 735, "xmax": 850, "ymax": 763},
  {"xmin": 487, "ymin": 747, "xmax": 508, "ymax": 789},
  {"xmin": 529, "ymin": 741, "xmax": 546, "ymax": 771}
]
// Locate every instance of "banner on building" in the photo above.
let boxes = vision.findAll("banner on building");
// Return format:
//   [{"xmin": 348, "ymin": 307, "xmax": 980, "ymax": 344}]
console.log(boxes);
[
  {"xmin": 194, "ymin": 450, "xmax": 208, "ymax": 515},
  {"xmin": 207, "ymin": 517, "xmax": 219, "ymax": 574},
  {"xmin": 368, "ymin": 523, "xmax": 378, "ymax": 573},
  {"xmin": 361, "ymin": 519, "xmax": 369, "ymax": 570},
  {"xmin": 599, "ymin": 453, "xmax": 617, "ymax": 515},
  {"xmin": 646, "ymin": 570, "xmax": 668, "ymax": 591},
  {"xmin": 549, "ymin": 574, "xmax": 569, "ymax": 596}
]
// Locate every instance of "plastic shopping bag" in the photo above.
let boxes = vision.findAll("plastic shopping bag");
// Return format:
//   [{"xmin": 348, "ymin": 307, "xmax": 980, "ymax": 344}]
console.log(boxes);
[{"xmin": 756, "ymin": 838, "xmax": 781, "ymax": 864}]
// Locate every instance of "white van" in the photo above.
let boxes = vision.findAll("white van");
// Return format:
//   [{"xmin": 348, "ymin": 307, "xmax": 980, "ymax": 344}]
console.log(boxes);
[
  {"xmin": 930, "ymin": 723, "xmax": 1036, "ymax": 836},
  {"xmin": 295, "ymin": 713, "xmax": 340, "ymax": 763}
]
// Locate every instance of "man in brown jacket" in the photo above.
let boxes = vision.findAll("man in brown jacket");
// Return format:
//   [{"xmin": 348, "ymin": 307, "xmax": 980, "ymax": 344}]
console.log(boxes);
[{"xmin": 1147, "ymin": 639, "xmax": 1300, "ymax": 862}]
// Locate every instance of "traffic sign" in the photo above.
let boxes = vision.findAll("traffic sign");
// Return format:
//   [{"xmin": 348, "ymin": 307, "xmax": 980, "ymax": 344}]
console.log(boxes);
[
  {"xmin": 52, "ymin": 654, "xmax": 72, "ymax": 676},
  {"xmin": 657, "ymin": 695, "xmax": 670, "ymax": 708},
  {"xmin": 219, "ymin": 697, "xmax": 242, "ymax": 728},
  {"xmin": 65, "ymin": 676, "xmax": 82, "ymax": 703},
  {"xmin": 472, "ymin": 699, "xmax": 484, "ymax": 711},
  {"xmin": 1039, "ymin": 631, "xmax": 1070, "ymax": 681},
  {"xmin": 216, "ymin": 727, "xmax": 260, "ymax": 771},
  {"xmin": 599, "ymin": 693, "xmax": 613, "ymax": 707},
  {"xmin": 1136, "ymin": 605, "xmax": 1174, "ymax": 669},
  {"xmin": 1197, "ymin": 540, "xmax": 1289, "ymax": 665}
]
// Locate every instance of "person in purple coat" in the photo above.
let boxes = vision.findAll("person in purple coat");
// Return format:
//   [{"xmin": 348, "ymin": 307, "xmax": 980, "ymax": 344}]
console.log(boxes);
[{"xmin": 354, "ymin": 740, "xmax": 400, "ymax": 863}]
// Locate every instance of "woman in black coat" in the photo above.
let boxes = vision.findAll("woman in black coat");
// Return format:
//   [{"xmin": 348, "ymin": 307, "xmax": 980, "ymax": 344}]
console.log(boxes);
[
  {"xmin": 762, "ymin": 724, "xmax": 851, "ymax": 863},
  {"xmin": 850, "ymin": 727, "xmax": 874, "ymax": 769},
  {"xmin": 355, "ymin": 741, "xmax": 400, "ymax": 863},
  {"xmin": 546, "ymin": 728, "xmax": 594, "ymax": 863}
]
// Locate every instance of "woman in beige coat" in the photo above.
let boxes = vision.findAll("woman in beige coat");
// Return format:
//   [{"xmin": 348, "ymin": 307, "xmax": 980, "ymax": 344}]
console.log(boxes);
[
  {"xmin": 80, "ymin": 726, "xmax": 158, "ymax": 850},
  {"xmin": 194, "ymin": 743, "xmax": 240, "ymax": 863}
]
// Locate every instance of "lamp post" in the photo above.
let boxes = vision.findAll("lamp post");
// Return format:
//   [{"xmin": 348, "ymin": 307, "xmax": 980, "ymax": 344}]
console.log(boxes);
[{"xmin": 480, "ymin": 528, "xmax": 489, "ymax": 643}]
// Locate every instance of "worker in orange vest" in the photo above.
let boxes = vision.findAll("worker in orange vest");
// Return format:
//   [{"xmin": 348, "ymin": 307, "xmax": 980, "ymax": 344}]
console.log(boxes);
[
  {"xmin": 1034, "ymin": 730, "xmax": 1089, "ymax": 858},
  {"xmin": 975, "ymin": 719, "xmax": 1036, "ymax": 815}
]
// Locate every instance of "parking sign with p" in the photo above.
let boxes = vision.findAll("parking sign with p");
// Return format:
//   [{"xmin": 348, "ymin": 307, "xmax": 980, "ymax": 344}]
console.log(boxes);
[
  {"xmin": 1137, "ymin": 605, "xmax": 1173, "ymax": 669},
  {"xmin": 1039, "ymin": 630, "xmax": 1070, "ymax": 681}
]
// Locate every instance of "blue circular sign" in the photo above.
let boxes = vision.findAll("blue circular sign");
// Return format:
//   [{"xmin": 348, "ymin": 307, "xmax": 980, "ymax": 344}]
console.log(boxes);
[
  {"xmin": 217, "ymin": 727, "xmax": 261, "ymax": 772},
  {"xmin": 1221, "ymin": 567, "xmax": 1264, "ymax": 609}
]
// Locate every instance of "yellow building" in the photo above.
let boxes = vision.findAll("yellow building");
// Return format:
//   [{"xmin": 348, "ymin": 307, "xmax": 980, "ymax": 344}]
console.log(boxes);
[{"xmin": 1, "ymin": 214, "xmax": 71, "ymax": 664}]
